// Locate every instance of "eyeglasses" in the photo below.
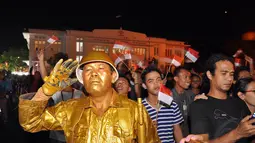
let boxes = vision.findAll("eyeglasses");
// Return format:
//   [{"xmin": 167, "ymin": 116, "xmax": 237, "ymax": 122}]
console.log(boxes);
[{"xmin": 245, "ymin": 90, "xmax": 255, "ymax": 93}]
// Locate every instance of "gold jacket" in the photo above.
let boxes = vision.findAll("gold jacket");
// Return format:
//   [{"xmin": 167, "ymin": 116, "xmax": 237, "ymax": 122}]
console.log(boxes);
[{"xmin": 19, "ymin": 89, "xmax": 160, "ymax": 143}]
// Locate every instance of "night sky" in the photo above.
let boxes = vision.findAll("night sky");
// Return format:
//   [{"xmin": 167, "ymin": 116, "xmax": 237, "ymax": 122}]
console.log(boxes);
[{"xmin": 1, "ymin": 1, "xmax": 255, "ymax": 61}]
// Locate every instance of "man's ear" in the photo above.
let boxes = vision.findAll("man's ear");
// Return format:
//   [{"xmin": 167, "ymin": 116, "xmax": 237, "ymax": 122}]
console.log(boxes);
[
  {"xmin": 237, "ymin": 91, "xmax": 245, "ymax": 101},
  {"xmin": 174, "ymin": 76, "xmax": 178, "ymax": 82},
  {"xmin": 111, "ymin": 71, "xmax": 117, "ymax": 83},
  {"xmin": 206, "ymin": 71, "xmax": 213, "ymax": 80},
  {"xmin": 128, "ymin": 87, "xmax": 131, "ymax": 92},
  {"xmin": 142, "ymin": 83, "xmax": 147, "ymax": 89}
]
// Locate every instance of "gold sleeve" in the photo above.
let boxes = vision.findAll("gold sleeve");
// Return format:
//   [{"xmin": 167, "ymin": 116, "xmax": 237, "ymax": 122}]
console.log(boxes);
[
  {"xmin": 19, "ymin": 93, "xmax": 66, "ymax": 133},
  {"xmin": 136, "ymin": 98, "xmax": 160, "ymax": 143},
  {"xmin": 142, "ymin": 107, "xmax": 161, "ymax": 143}
]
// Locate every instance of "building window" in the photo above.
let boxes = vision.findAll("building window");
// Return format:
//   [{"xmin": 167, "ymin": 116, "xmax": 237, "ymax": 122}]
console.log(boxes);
[
  {"xmin": 154, "ymin": 47, "xmax": 158, "ymax": 56},
  {"xmin": 112, "ymin": 48, "xmax": 118, "ymax": 54},
  {"xmin": 169, "ymin": 49, "xmax": 172, "ymax": 57},
  {"xmin": 76, "ymin": 38, "xmax": 83, "ymax": 41},
  {"xmin": 113, "ymin": 48, "xmax": 127, "ymax": 55},
  {"xmin": 94, "ymin": 45, "xmax": 109, "ymax": 54},
  {"xmin": 133, "ymin": 48, "xmax": 135, "ymax": 54},
  {"xmin": 76, "ymin": 41, "xmax": 83, "ymax": 52},
  {"xmin": 35, "ymin": 41, "xmax": 46, "ymax": 45},
  {"xmin": 130, "ymin": 48, "xmax": 145, "ymax": 55},
  {"xmin": 165, "ymin": 49, "xmax": 172, "ymax": 57},
  {"xmin": 35, "ymin": 45, "xmax": 38, "ymax": 50},
  {"xmin": 175, "ymin": 50, "xmax": 182, "ymax": 57},
  {"xmin": 140, "ymin": 48, "xmax": 143, "ymax": 55},
  {"xmin": 76, "ymin": 56, "xmax": 83, "ymax": 62}
]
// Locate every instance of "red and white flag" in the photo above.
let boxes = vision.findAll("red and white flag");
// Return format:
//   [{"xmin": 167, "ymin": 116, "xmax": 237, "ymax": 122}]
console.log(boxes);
[
  {"xmin": 124, "ymin": 50, "xmax": 132, "ymax": 59},
  {"xmin": 114, "ymin": 57, "xmax": 122, "ymax": 66},
  {"xmin": 233, "ymin": 49, "xmax": 243, "ymax": 58},
  {"xmin": 235, "ymin": 58, "xmax": 241, "ymax": 67},
  {"xmin": 113, "ymin": 41, "xmax": 131, "ymax": 50},
  {"xmin": 137, "ymin": 61, "xmax": 143, "ymax": 68},
  {"xmin": 185, "ymin": 48, "xmax": 199, "ymax": 62},
  {"xmin": 158, "ymin": 84, "xmax": 173, "ymax": 106},
  {"xmin": 131, "ymin": 63, "xmax": 139, "ymax": 71},
  {"xmin": 171, "ymin": 55, "xmax": 183, "ymax": 67},
  {"xmin": 47, "ymin": 35, "xmax": 58, "ymax": 44}
]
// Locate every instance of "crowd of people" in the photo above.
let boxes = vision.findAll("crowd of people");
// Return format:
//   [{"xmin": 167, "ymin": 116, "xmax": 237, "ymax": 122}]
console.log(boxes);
[{"xmin": 1, "ymin": 49, "xmax": 255, "ymax": 143}]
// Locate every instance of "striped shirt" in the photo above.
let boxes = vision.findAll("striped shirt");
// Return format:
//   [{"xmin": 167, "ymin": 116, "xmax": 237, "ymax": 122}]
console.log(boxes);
[{"xmin": 142, "ymin": 98, "xmax": 184, "ymax": 143}]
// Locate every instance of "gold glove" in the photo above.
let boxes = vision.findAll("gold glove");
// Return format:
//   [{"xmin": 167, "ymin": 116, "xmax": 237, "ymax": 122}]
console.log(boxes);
[{"xmin": 42, "ymin": 59, "xmax": 78, "ymax": 96}]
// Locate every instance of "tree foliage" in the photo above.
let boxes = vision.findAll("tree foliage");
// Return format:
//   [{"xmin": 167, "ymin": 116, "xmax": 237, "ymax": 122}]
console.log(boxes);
[{"xmin": 0, "ymin": 47, "xmax": 29, "ymax": 71}]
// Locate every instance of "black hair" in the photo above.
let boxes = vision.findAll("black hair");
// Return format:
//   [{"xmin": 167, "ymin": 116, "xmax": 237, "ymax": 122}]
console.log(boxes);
[
  {"xmin": 200, "ymin": 53, "xmax": 234, "ymax": 94},
  {"xmin": 173, "ymin": 66, "xmax": 189, "ymax": 77},
  {"xmin": 233, "ymin": 77, "xmax": 254, "ymax": 98},
  {"xmin": 115, "ymin": 72, "xmax": 131, "ymax": 87},
  {"xmin": 47, "ymin": 52, "xmax": 69, "ymax": 67},
  {"xmin": 205, "ymin": 53, "xmax": 234, "ymax": 76},
  {"xmin": 191, "ymin": 73, "xmax": 201, "ymax": 80},
  {"xmin": 141, "ymin": 66, "xmax": 162, "ymax": 83},
  {"xmin": 234, "ymin": 66, "xmax": 250, "ymax": 80},
  {"xmin": 167, "ymin": 72, "xmax": 174, "ymax": 78}
]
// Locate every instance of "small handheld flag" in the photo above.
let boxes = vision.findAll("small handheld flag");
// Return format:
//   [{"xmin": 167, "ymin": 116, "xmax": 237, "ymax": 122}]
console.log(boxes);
[
  {"xmin": 158, "ymin": 84, "xmax": 173, "ymax": 106},
  {"xmin": 47, "ymin": 35, "xmax": 58, "ymax": 44},
  {"xmin": 171, "ymin": 55, "xmax": 183, "ymax": 67},
  {"xmin": 124, "ymin": 50, "xmax": 132, "ymax": 59},
  {"xmin": 235, "ymin": 58, "xmax": 241, "ymax": 67},
  {"xmin": 114, "ymin": 57, "xmax": 122, "ymax": 66},
  {"xmin": 185, "ymin": 48, "xmax": 199, "ymax": 62},
  {"xmin": 233, "ymin": 49, "xmax": 243, "ymax": 58},
  {"xmin": 113, "ymin": 41, "xmax": 131, "ymax": 50}
]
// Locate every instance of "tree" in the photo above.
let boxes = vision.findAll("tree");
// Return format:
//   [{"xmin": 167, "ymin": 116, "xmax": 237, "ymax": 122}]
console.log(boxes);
[{"xmin": 0, "ymin": 47, "xmax": 29, "ymax": 71}]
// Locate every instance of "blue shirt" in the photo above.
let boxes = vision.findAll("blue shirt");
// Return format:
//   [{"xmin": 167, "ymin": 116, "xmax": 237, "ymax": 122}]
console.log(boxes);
[{"xmin": 142, "ymin": 98, "xmax": 184, "ymax": 143}]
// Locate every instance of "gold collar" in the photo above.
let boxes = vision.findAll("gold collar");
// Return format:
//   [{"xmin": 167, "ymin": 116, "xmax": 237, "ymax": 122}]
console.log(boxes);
[{"xmin": 80, "ymin": 88, "xmax": 122, "ymax": 109}]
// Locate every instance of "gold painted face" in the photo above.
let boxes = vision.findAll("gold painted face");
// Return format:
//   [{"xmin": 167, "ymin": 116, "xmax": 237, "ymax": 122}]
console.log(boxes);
[{"xmin": 82, "ymin": 62, "xmax": 116, "ymax": 96}]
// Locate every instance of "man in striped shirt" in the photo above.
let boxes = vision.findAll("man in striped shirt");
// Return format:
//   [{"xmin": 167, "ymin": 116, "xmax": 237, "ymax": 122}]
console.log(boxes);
[{"xmin": 141, "ymin": 66, "xmax": 184, "ymax": 143}]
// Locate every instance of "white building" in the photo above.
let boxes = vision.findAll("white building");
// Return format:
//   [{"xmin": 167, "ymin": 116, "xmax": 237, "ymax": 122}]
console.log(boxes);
[{"xmin": 23, "ymin": 28, "xmax": 189, "ymax": 71}]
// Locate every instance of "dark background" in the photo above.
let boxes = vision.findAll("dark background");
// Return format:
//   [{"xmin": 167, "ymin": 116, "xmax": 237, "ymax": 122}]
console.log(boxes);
[{"xmin": 1, "ymin": 1, "xmax": 255, "ymax": 66}]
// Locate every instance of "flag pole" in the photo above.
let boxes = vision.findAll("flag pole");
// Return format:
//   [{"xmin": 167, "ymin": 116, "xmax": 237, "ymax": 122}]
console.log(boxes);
[
  {"xmin": 155, "ymin": 84, "xmax": 163, "ymax": 126},
  {"xmin": 113, "ymin": 47, "xmax": 133, "ymax": 72},
  {"xmin": 164, "ymin": 63, "xmax": 172, "ymax": 80},
  {"xmin": 43, "ymin": 35, "xmax": 59, "ymax": 51},
  {"xmin": 36, "ymin": 43, "xmax": 54, "ymax": 55},
  {"xmin": 113, "ymin": 53, "xmax": 131, "ymax": 71},
  {"xmin": 43, "ymin": 43, "xmax": 54, "ymax": 51}
]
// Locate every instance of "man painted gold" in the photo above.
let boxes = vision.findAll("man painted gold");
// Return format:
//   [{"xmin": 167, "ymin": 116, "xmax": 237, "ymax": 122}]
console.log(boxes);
[{"xmin": 19, "ymin": 51, "xmax": 159, "ymax": 143}]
